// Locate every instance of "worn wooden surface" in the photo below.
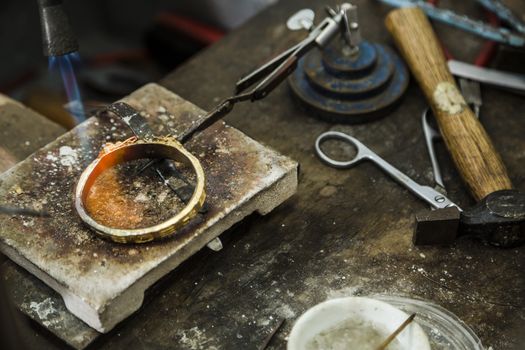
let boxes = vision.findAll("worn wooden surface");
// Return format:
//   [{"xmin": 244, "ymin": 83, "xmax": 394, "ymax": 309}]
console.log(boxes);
[{"xmin": 1, "ymin": 0, "xmax": 524, "ymax": 349}]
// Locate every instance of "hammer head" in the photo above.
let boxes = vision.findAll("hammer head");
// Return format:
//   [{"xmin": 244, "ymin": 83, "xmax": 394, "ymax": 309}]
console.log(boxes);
[
  {"xmin": 413, "ymin": 207, "xmax": 460, "ymax": 245},
  {"xmin": 414, "ymin": 190, "xmax": 525, "ymax": 247}
]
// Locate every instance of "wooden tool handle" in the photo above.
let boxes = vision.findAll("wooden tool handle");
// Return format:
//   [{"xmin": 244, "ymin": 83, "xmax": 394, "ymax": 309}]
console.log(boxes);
[{"xmin": 385, "ymin": 7, "xmax": 512, "ymax": 201}]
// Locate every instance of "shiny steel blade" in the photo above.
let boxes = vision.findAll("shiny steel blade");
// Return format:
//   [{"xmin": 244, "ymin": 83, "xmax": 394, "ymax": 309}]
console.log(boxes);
[{"xmin": 449, "ymin": 60, "xmax": 525, "ymax": 94}]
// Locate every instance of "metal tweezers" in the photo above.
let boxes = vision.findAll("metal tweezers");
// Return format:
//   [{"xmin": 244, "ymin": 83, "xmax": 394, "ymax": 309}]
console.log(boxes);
[{"xmin": 190, "ymin": 4, "xmax": 349, "ymax": 142}]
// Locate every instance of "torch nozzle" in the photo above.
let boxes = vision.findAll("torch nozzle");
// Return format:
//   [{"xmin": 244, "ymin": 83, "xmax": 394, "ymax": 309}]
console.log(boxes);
[{"xmin": 37, "ymin": 0, "xmax": 78, "ymax": 56}]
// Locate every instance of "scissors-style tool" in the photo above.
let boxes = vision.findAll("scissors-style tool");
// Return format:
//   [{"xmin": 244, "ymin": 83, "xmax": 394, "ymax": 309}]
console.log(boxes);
[{"xmin": 315, "ymin": 131, "xmax": 460, "ymax": 210}]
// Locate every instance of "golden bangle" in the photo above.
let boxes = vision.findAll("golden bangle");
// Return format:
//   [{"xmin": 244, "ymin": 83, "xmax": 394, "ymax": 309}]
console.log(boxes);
[{"xmin": 74, "ymin": 136, "xmax": 206, "ymax": 244}]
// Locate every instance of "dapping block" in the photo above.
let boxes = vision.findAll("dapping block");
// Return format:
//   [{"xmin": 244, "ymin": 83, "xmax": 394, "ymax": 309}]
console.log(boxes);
[{"xmin": 289, "ymin": 40, "xmax": 409, "ymax": 123}]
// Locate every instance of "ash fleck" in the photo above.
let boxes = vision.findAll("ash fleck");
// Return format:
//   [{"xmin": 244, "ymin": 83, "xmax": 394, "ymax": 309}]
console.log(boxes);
[
  {"xmin": 177, "ymin": 326, "xmax": 219, "ymax": 350},
  {"xmin": 46, "ymin": 153, "xmax": 58, "ymax": 162},
  {"xmin": 134, "ymin": 192, "xmax": 149, "ymax": 203},
  {"xmin": 22, "ymin": 219, "xmax": 34, "ymax": 227}
]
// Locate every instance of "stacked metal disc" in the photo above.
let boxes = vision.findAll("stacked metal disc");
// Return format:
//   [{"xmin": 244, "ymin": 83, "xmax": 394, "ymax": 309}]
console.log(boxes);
[{"xmin": 289, "ymin": 40, "xmax": 409, "ymax": 123}]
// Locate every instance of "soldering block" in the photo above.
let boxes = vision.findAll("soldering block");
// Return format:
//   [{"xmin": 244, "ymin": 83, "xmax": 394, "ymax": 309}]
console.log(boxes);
[{"xmin": 0, "ymin": 83, "xmax": 298, "ymax": 333}]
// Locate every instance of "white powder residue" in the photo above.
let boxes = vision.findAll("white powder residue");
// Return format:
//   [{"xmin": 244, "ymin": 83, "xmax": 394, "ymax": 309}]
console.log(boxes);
[
  {"xmin": 122, "ymin": 115, "xmax": 133, "ymax": 124},
  {"xmin": 275, "ymin": 304, "xmax": 296, "ymax": 319},
  {"xmin": 157, "ymin": 189, "xmax": 169, "ymax": 203},
  {"xmin": 134, "ymin": 192, "xmax": 149, "ymax": 202},
  {"xmin": 28, "ymin": 298, "xmax": 61, "ymax": 328},
  {"xmin": 177, "ymin": 326, "xmax": 219, "ymax": 350},
  {"xmin": 59, "ymin": 146, "xmax": 78, "ymax": 166}
]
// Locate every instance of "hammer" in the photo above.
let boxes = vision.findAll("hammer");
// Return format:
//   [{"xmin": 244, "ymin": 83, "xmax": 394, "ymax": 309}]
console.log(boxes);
[{"xmin": 385, "ymin": 7, "xmax": 525, "ymax": 247}]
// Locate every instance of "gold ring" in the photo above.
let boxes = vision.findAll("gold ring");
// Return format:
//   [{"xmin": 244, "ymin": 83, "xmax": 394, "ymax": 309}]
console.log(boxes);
[{"xmin": 75, "ymin": 136, "xmax": 206, "ymax": 243}]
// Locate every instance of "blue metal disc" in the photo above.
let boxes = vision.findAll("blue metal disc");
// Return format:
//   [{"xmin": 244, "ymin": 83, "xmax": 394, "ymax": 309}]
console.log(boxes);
[
  {"xmin": 289, "ymin": 41, "xmax": 409, "ymax": 123},
  {"xmin": 304, "ymin": 44, "xmax": 394, "ymax": 99},
  {"xmin": 322, "ymin": 41, "xmax": 378, "ymax": 78}
]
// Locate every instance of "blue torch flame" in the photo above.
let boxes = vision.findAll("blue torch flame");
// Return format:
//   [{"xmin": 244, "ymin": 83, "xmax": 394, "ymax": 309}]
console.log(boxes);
[{"xmin": 49, "ymin": 52, "xmax": 86, "ymax": 124}]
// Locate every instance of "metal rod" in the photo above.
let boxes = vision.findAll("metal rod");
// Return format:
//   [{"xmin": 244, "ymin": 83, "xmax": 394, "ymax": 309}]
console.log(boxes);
[
  {"xmin": 259, "ymin": 318, "xmax": 285, "ymax": 350},
  {"xmin": 0, "ymin": 206, "xmax": 50, "ymax": 217},
  {"xmin": 375, "ymin": 313, "xmax": 416, "ymax": 350}
]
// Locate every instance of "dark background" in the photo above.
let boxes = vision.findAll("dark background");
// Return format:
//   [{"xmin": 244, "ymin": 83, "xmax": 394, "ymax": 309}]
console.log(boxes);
[{"xmin": 0, "ymin": 0, "xmax": 277, "ymax": 127}]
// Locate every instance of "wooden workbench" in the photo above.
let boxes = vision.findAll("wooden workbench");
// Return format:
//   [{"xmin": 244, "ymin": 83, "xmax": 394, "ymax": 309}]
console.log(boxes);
[{"xmin": 1, "ymin": 0, "xmax": 524, "ymax": 349}]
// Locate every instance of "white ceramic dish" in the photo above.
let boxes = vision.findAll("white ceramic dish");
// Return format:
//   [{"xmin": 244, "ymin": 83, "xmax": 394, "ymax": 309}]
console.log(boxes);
[{"xmin": 287, "ymin": 296, "xmax": 431, "ymax": 350}]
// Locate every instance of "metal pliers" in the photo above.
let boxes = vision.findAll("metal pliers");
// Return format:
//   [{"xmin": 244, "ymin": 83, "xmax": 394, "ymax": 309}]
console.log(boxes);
[{"xmin": 183, "ymin": 4, "xmax": 359, "ymax": 141}]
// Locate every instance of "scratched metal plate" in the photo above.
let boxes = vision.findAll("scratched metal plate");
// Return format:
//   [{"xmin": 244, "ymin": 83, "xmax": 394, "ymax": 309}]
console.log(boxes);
[{"xmin": 0, "ymin": 84, "xmax": 298, "ymax": 341}]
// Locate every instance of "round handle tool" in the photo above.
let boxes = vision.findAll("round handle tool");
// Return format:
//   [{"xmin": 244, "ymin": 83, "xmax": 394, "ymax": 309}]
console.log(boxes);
[
  {"xmin": 385, "ymin": 7, "xmax": 512, "ymax": 201},
  {"xmin": 315, "ymin": 131, "xmax": 369, "ymax": 168}
]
